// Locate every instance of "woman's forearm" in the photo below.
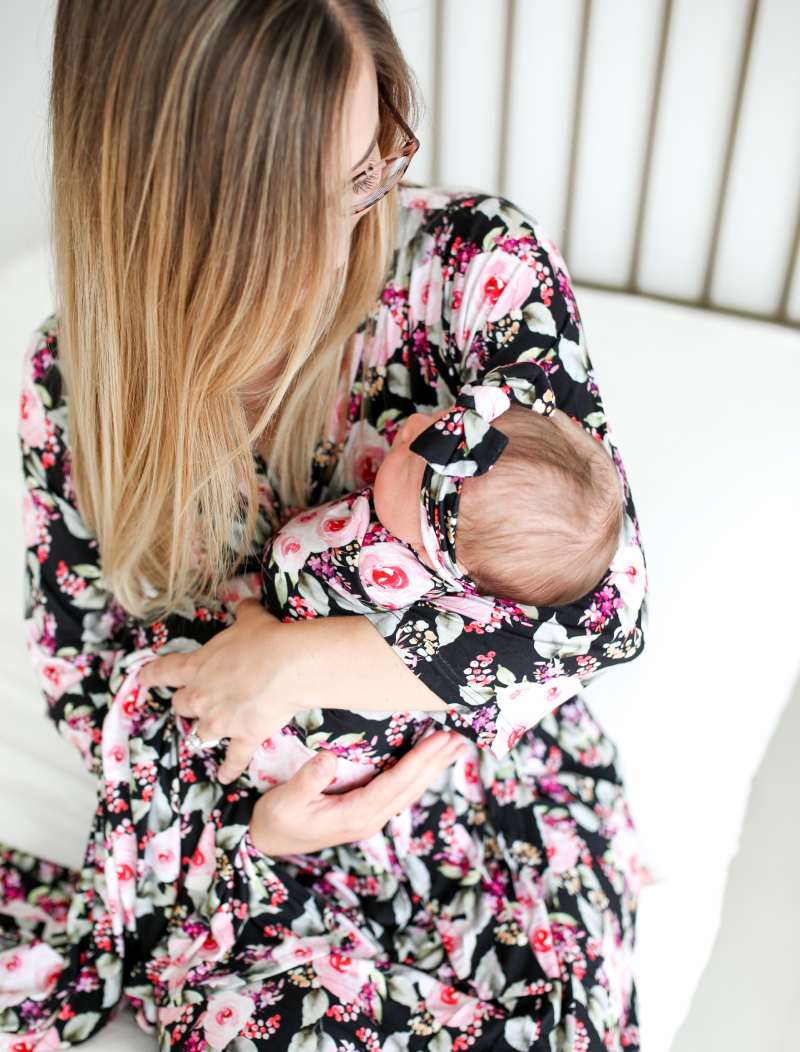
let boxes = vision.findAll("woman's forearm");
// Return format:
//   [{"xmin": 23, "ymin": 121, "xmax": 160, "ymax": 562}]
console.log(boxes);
[{"xmin": 276, "ymin": 614, "xmax": 451, "ymax": 714}]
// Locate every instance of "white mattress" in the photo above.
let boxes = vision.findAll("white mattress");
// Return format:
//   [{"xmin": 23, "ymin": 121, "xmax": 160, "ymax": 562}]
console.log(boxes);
[{"xmin": 1, "ymin": 245, "xmax": 799, "ymax": 1051}]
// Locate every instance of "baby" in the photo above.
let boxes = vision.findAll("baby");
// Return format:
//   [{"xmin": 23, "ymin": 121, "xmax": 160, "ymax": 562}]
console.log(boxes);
[
  {"xmin": 372, "ymin": 403, "xmax": 624, "ymax": 609},
  {"xmin": 254, "ymin": 397, "xmax": 626, "ymax": 793}
]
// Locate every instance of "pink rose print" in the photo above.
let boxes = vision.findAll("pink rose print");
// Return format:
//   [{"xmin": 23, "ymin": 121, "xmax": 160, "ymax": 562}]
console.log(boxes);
[
  {"xmin": 409, "ymin": 241, "xmax": 444, "ymax": 328},
  {"xmin": 492, "ymin": 674, "xmax": 584, "ymax": 759},
  {"xmin": 539, "ymin": 815, "xmax": 582, "ymax": 874},
  {"xmin": 269, "ymin": 933, "xmax": 333, "ymax": 976},
  {"xmin": 315, "ymin": 494, "xmax": 370, "ymax": 548},
  {"xmin": 272, "ymin": 530, "xmax": 314, "ymax": 574},
  {"xmin": 271, "ymin": 495, "xmax": 372, "ymax": 572},
  {"xmin": 63, "ymin": 724, "xmax": 94, "ymax": 770},
  {"xmin": 608, "ymin": 543, "xmax": 647, "ymax": 631},
  {"xmin": 450, "ymin": 747, "xmax": 483, "ymax": 805},
  {"xmin": 340, "ymin": 421, "xmax": 389, "ymax": 490},
  {"xmin": 202, "ymin": 989, "xmax": 255, "ymax": 1050},
  {"xmin": 434, "ymin": 592, "xmax": 495, "ymax": 625},
  {"xmin": 104, "ymin": 830, "xmax": 138, "ymax": 937},
  {"xmin": 447, "ymin": 823, "xmax": 482, "ymax": 871},
  {"xmin": 434, "ymin": 915, "xmax": 476, "ymax": 980},
  {"xmin": 368, "ymin": 295, "xmax": 404, "ymax": 369},
  {"xmin": 22, "ymin": 489, "xmax": 44, "ymax": 548},
  {"xmin": 102, "ymin": 712, "xmax": 131, "ymax": 785},
  {"xmin": 313, "ymin": 946, "xmax": 372, "ymax": 1001},
  {"xmin": 0, "ymin": 1027, "xmax": 64, "ymax": 1051},
  {"xmin": 358, "ymin": 541, "xmax": 435, "ymax": 608},
  {"xmin": 599, "ymin": 910, "xmax": 631, "ymax": 1021},
  {"xmin": 405, "ymin": 187, "xmax": 450, "ymax": 211},
  {"xmin": 0, "ymin": 942, "xmax": 64, "ymax": 1010},
  {"xmin": 162, "ymin": 913, "xmax": 236, "ymax": 996},
  {"xmin": 193, "ymin": 912, "xmax": 235, "ymax": 967},
  {"xmin": 23, "ymin": 619, "xmax": 84, "ymax": 704},
  {"xmin": 18, "ymin": 375, "xmax": 49, "ymax": 450},
  {"xmin": 451, "ymin": 250, "xmax": 537, "ymax": 353},
  {"xmin": 314, "ymin": 946, "xmax": 375, "ymax": 1003},
  {"xmin": 423, "ymin": 979, "xmax": 481, "ymax": 1029},
  {"xmin": 144, "ymin": 821, "xmax": 182, "ymax": 884},
  {"xmin": 184, "ymin": 820, "xmax": 217, "ymax": 894},
  {"xmin": 511, "ymin": 868, "xmax": 561, "ymax": 980},
  {"xmin": 216, "ymin": 569, "xmax": 262, "ymax": 609},
  {"xmin": 353, "ymin": 445, "xmax": 386, "ymax": 487}
]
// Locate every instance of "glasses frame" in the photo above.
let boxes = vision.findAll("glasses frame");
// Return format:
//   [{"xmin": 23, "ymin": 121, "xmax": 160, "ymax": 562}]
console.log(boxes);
[{"xmin": 349, "ymin": 85, "xmax": 420, "ymax": 215}]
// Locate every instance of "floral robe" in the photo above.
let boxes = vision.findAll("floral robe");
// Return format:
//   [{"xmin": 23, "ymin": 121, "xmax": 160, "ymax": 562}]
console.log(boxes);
[{"xmin": 0, "ymin": 183, "xmax": 649, "ymax": 1052}]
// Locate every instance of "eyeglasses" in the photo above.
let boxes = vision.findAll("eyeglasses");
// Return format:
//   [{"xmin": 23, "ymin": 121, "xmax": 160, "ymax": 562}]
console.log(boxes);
[{"xmin": 349, "ymin": 85, "xmax": 420, "ymax": 215}]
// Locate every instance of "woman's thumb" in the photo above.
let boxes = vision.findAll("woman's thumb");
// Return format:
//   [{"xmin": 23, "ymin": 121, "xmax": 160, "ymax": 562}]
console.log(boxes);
[{"xmin": 296, "ymin": 749, "xmax": 337, "ymax": 796}]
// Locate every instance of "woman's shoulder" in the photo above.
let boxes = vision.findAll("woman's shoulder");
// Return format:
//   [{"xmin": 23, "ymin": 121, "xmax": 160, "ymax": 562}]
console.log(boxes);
[
  {"xmin": 396, "ymin": 182, "xmax": 573, "ymax": 282},
  {"xmin": 393, "ymin": 182, "xmax": 579, "ymax": 336}
]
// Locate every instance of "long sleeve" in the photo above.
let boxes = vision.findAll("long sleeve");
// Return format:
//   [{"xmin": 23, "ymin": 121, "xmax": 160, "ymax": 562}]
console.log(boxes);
[
  {"xmin": 18, "ymin": 319, "xmax": 137, "ymax": 777},
  {"xmin": 353, "ymin": 202, "xmax": 649, "ymax": 758}
]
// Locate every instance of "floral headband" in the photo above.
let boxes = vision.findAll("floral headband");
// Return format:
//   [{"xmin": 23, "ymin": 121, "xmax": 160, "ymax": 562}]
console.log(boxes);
[{"xmin": 408, "ymin": 360, "xmax": 556, "ymax": 591}]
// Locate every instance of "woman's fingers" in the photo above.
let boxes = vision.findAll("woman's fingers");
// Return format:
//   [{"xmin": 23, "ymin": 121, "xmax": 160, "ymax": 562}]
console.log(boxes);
[
  {"xmin": 252, "ymin": 735, "xmax": 468, "ymax": 856},
  {"xmin": 217, "ymin": 736, "xmax": 258, "ymax": 785},
  {"xmin": 170, "ymin": 685, "xmax": 207, "ymax": 718},
  {"xmin": 339, "ymin": 732, "xmax": 465, "ymax": 836},
  {"xmin": 291, "ymin": 750, "xmax": 339, "ymax": 803},
  {"xmin": 138, "ymin": 651, "xmax": 197, "ymax": 690},
  {"xmin": 385, "ymin": 733, "xmax": 467, "ymax": 816}
]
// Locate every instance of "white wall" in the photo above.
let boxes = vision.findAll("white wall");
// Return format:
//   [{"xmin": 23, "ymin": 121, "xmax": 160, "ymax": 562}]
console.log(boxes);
[{"xmin": 0, "ymin": 0, "xmax": 54, "ymax": 265}]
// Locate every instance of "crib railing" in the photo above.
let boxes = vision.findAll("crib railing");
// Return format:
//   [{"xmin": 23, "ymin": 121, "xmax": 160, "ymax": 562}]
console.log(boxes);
[{"xmin": 389, "ymin": 0, "xmax": 800, "ymax": 330}]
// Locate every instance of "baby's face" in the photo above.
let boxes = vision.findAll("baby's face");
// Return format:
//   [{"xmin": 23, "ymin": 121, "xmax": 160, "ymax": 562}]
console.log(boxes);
[{"xmin": 373, "ymin": 408, "xmax": 451, "ymax": 569}]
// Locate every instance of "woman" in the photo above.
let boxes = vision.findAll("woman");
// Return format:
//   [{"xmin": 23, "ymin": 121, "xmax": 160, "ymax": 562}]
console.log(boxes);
[{"xmin": 1, "ymin": 2, "xmax": 649, "ymax": 1050}]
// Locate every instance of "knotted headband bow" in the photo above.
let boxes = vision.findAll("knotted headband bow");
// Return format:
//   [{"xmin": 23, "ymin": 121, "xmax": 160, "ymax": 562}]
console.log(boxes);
[{"xmin": 408, "ymin": 359, "xmax": 556, "ymax": 590}]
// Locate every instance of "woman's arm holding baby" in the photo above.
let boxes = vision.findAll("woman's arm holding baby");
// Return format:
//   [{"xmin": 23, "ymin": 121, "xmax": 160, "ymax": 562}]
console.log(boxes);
[
  {"xmin": 275, "ymin": 608, "xmax": 450, "ymax": 713},
  {"xmin": 138, "ymin": 597, "xmax": 449, "ymax": 784}
]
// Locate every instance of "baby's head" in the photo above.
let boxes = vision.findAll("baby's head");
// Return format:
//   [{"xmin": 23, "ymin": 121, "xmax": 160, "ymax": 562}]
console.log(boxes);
[{"xmin": 373, "ymin": 404, "xmax": 625, "ymax": 607}]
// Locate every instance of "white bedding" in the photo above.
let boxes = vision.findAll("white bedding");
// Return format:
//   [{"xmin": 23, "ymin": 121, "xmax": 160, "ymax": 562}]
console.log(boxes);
[{"xmin": 1, "ymin": 245, "xmax": 798, "ymax": 1051}]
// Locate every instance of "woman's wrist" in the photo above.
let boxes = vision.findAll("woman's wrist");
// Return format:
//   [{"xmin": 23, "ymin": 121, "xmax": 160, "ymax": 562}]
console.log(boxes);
[{"xmin": 273, "ymin": 614, "xmax": 450, "ymax": 714}]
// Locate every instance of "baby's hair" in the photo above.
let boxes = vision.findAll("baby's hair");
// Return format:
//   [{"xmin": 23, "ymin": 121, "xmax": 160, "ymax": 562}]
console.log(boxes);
[{"xmin": 456, "ymin": 404, "xmax": 624, "ymax": 607}]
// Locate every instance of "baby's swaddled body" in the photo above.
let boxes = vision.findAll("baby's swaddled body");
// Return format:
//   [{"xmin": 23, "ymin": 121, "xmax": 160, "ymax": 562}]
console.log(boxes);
[
  {"xmin": 260, "ymin": 486, "xmax": 453, "ymax": 794},
  {"xmin": 256, "ymin": 398, "xmax": 626, "ymax": 792}
]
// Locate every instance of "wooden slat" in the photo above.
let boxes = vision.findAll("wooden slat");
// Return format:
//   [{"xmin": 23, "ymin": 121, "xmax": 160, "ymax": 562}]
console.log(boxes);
[
  {"xmin": 701, "ymin": 0, "xmax": 760, "ymax": 306},
  {"xmin": 628, "ymin": 0, "xmax": 673, "ymax": 292}
]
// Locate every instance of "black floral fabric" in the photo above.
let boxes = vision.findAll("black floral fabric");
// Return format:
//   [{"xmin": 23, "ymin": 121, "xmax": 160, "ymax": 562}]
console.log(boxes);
[{"xmin": 0, "ymin": 183, "xmax": 649, "ymax": 1051}]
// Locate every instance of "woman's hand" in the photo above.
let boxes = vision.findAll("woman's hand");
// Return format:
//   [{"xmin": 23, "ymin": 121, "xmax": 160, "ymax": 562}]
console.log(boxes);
[
  {"xmin": 137, "ymin": 598, "xmax": 295, "ymax": 784},
  {"xmin": 249, "ymin": 729, "xmax": 470, "ymax": 856}
]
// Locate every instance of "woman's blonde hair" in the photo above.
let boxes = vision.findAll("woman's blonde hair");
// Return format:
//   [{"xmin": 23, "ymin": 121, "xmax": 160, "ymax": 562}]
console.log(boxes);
[{"xmin": 48, "ymin": 0, "xmax": 420, "ymax": 621}]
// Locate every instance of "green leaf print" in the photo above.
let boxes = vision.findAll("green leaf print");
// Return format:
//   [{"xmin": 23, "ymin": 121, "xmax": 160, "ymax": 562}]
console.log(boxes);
[
  {"xmin": 63, "ymin": 1012, "xmax": 102, "ymax": 1043},
  {"xmin": 297, "ymin": 570, "xmax": 331, "ymax": 616},
  {"xmin": 504, "ymin": 1014, "xmax": 539, "ymax": 1051},
  {"xmin": 300, "ymin": 987, "xmax": 329, "ymax": 1026}
]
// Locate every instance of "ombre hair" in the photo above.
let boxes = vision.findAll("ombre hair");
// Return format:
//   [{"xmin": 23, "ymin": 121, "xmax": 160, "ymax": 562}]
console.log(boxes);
[{"xmin": 47, "ymin": 0, "xmax": 421, "ymax": 621}]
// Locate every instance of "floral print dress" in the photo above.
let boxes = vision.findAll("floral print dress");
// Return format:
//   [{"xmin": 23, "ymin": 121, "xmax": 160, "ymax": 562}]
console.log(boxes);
[{"xmin": 0, "ymin": 183, "xmax": 649, "ymax": 1052}]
